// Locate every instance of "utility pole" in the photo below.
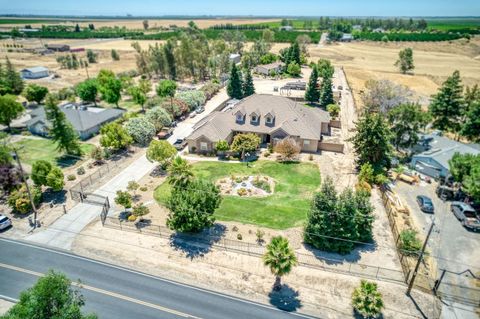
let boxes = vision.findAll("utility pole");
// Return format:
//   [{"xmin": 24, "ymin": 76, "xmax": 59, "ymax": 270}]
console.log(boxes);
[
  {"xmin": 13, "ymin": 148, "xmax": 38, "ymax": 229},
  {"xmin": 407, "ymin": 220, "xmax": 435, "ymax": 295}
]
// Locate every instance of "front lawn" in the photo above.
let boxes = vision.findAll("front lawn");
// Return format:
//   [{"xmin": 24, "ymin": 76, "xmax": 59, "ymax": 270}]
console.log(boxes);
[
  {"xmin": 12, "ymin": 138, "xmax": 94, "ymax": 167},
  {"xmin": 154, "ymin": 161, "xmax": 321, "ymax": 229}
]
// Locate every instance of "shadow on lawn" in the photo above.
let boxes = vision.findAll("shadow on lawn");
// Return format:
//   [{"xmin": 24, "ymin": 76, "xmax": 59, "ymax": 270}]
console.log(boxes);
[
  {"xmin": 169, "ymin": 223, "xmax": 226, "ymax": 259},
  {"xmin": 304, "ymin": 241, "xmax": 377, "ymax": 265},
  {"xmin": 268, "ymin": 284, "xmax": 302, "ymax": 312}
]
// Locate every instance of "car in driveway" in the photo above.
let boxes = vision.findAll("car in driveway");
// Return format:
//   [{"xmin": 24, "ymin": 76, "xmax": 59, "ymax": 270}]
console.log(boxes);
[
  {"xmin": 451, "ymin": 202, "xmax": 480, "ymax": 232},
  {"xmin": 157, "ymin": 127, "xmax": 173, "ymax": 139},
  {"xmin": 416, "ymin": 195, "xmax": 434, "ymax": 213},
  {"xmin": 0, "ymin": 214, "xmax": 12, "ymax": 230},
  {"xmin": 173, "ymin": 138, "xmax": 187, "ymax": 150}
]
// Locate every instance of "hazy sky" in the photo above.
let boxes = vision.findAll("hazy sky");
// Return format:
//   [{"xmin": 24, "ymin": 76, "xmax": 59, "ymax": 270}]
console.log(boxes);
[{"xmin": 2, "ymin": 0, "xmax": 480, "ymax": 16}]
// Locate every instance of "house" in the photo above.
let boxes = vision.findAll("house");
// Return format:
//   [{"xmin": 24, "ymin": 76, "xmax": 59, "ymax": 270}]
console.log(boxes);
[
  {"xmin": 46, "ymin": 44, "xmax": 70, "ymax": 52},
  {"xmin": 372, "ymin": 28, "xmax": 385, "ymax": 33},
  {"xmin": 279, "ymin": 26, "xmax": 293, "ymax": 31},
  {"xmin": 186, "ymin": 94, "xmax": 334, "ymax": 154},
  {"xmin": 254, "ymin": 61, "xmax": 285, "ymax": 76},
  {"xmin": 410, "ymin": 134, "xmax": 480, "ymax": 179},
  {"xmin": 352, "ymin": 25, "xmax": 362, "ymax": 31},
  {"xmin": 229, "ymin": 53, "xmax": 241, "ymax": 64},
  {"xmin": 20, "ymin": 67, "xmax": 49, "ymax": 79},
  {"xmin": 26, "ymin": 103, "xmax": 124, "ymax": 140},
  {"xmin": 340, "ymin": 33, "xmax": 353, "ymax": 42}
]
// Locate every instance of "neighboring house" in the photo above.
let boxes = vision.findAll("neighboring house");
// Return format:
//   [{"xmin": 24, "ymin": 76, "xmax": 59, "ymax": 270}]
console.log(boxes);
[
  {"xmin": 352, "ymin": 25, "xmax": 362, "ymax": 31},
  {"xmin": 26, "ymin": 103, "xmax": 124, "ymax": 140},
  {"xmin": 410, "ymin": 134, "xmax": 480, "ymax": 178},
  {"xmin": 229, "ymin": 53, "xmax": 241, "ymax": 64},
  {"xmin": 279, "ymin": 26, "xmax": 293, "ymax": 31},
  {"xmin": 340, "ymin": 33, "xmax": 353, "ymax": 42},
  {"xmin": 20, "ymin": 28, "xmax": 40, "ymax": 32},
  {"xmin": 186, "ymin": 94, "xmax": 333, "ymax": 154},
  {"xmin": 20, "ymin": 66, "xmax": 49, "ymax": 79},
  {"xmin": 46, "ymin": 44, "xmax": 70, "ymax": 52},
  {"xmin": 254, "ymin": 61, "xmax": 285, "ymax": 76},
  {"xmin": 372, "ymin": 28, "xmax": 385, "ymax": 33}
]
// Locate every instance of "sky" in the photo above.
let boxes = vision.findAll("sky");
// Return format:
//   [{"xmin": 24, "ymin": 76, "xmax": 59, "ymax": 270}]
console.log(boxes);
[{"xmin": 1, "ymin": 0, "xmax": 479, "ymax": 17}]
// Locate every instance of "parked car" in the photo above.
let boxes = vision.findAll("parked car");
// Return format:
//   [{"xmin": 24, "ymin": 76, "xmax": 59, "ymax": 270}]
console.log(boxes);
[
  {"xmin": 338, "ymin": 85, "xmax": 343, "ymax": 90},
  {"xmin": 0, "ymin": 214, "xmax": 12, "ymax": 231},
  {"xmin": 157, "ymin": 127, "xmax": 173, "ymax": 139},
  {"xmin": 189, "ymin": 112, "xmax": 197, "ymax": 118},
  {"xmin": 451, "ymin": 202, "xmax": 480, "ymax": 232},
  {"xmin": 416, "ymin": 195, "xmax": 434, "ymax": 213},
  {"xmin": 173, "ymin": 138, "xmax": 187, "ymax": 150},
  {"xmin": 171, "ymin": 120, "xmax": 178, "ymax": 127},
  {"xmin": 195, "ymin": 106, "xmax": 205, "ymax": 114}
]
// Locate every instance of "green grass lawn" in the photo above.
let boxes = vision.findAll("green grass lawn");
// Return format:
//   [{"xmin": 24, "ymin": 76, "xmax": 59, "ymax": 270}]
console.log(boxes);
[
  {"xmin": 13, "ymin": 138, "xmax": 94, "ymax": 167},
  {"xmin": 154, "ymin": 161, "xmax": 321, "ymax": 229}
]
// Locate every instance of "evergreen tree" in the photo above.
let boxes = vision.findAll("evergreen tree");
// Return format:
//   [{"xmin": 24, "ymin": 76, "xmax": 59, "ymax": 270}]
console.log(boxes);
[
  {"xmin": 4, "ymin": 57, "xmax": 24, "ymax": 95},
  {"xmin": 164, "ymin": 40, "xmax": 177, "ymax": 80},
  {"xmin": 227, "ymin": 63, "xmax": 243, "ymax": 99},
  {"xmin": 429, "ymin": 70, "xmax": 465, "ymax": 135},
  {"xmin": 44, "ymin": 94, "xmax": 82, "ymax": 156},
  {"xmin": 319, "ymin": 76, "xmax": 334, "ymax": 108},
  {"xmin": 242, "ymin": 69, "xmax": 255, "ymax": 97},
  {"xmin": 461, "ymin": 100, "xmax": 480, "ymax": 143},
  {"xmin": 74, "ymin": 23, "xmax": 81, "ymax": 32},
  {"xmin": 387, "ymin": 103, "xmax": 423, "ymax": 151},
  {"xmin": 305, "ymin": 65, "xmax": 320, "ymax": 104},
  {"xmin": 349, "ymin": 112, "xmax": 392, "ymax": 170},
  {"xmin": 290, "ymin": 41, "xmax": 301, "ymax": 65}
]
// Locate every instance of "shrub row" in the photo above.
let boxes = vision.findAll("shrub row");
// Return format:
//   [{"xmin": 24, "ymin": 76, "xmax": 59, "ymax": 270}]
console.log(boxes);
[{"xmin": 355, "ymin": 32, "xmax": 465, "ymax": 42}]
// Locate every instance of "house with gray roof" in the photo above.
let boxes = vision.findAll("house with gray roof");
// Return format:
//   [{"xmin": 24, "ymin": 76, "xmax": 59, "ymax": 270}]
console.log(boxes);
[
  {"xmin": 186, "ymin": 94, "xmax": 334, "ymax": 154},
  {"xmin": 410, "ymin": 133, "xmax": 480, "ymax": 178},
  {"xmin": 26, "ymin": 103, "xmax": 124, "ymax": 140},
  {"xmin": 254, "ymin": 61, "xmax": 285, "ymax": 76},
  {"xmin": 21, "ymin": 66, "xmax": 49, "ymax": 79}
]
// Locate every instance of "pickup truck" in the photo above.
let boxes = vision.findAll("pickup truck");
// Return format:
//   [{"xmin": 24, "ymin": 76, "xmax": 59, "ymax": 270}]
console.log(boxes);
[{"xmin": 157, "ymin": 127, "xmax": 173, "ymax": 139}]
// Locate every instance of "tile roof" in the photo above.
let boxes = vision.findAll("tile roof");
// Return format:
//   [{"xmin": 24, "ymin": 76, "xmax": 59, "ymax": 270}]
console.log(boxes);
[{"xmin": 187, "ymin": 94, "xmax": 330, "ymax": 142}]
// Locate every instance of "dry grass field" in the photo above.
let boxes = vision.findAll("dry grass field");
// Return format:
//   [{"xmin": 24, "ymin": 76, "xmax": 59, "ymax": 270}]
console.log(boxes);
[
  {"xmin": 308, "ymin": 38, "xmax": 480, "ymax": 107},
  {"xmin": 0, "ymin": 18, "xmax": 279, "ymax": 30}
]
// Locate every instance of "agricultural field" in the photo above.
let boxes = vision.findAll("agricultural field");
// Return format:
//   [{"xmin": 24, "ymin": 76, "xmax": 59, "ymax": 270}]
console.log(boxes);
[
  {"xmin": 426, "ymin": 17, "xmax": 480, "ymax": 31},
  {"xmin": 154, "ymin": 161, "xmax": 321, "ymax": 229}
]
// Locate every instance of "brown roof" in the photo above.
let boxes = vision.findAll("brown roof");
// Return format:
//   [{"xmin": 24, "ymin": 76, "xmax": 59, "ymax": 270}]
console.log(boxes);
[{"xmin": 187, "ymin": 94, "xmax": 330, "ymax": 142}]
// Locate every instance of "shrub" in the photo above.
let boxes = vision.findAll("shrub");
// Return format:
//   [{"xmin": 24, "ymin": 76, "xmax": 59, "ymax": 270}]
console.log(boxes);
[
  {"xmin": 308, "ymin": 154, "xmax": 314, "ymax": 161},
  {"xmin": 67, "ymin": 174, "xmax": 76, "ymax": 181},
  {"xmin": 327, "ymin": 103, "xmax": 340, "ymax": 118},
  {"xmin": 128, "ymin": 215, "xmax": 137, "ymax": 222},
  {"xmin": 256, "ymin": 229, "xmax": 265, "ymax": 244},
  {"xmin": 237, "ymin": 188, "xmax": 248, "ymax": 196},
  {"xmin": 124, "ymin": 116, "xmax": 156, "ymax": 146},
  {"xmin": 145, "ymin": 106, "xmax": 172, "ymax": 132},
  {"xmin": 215, "ymin": 140, "xmax": 229, "ymax": 152},
  {"xmin": 355, "ymin": 180, "xmax": 372, "ymax": 195},
  {"xmin": 252, "ymin": 178, "xmax": 271, "ymax": 193},
  {"xmin": 263, "ymin": 151, "xmax": 270, "ymax": 157},
  {"xmin": 90, "ymin": 146, "xmax": 104, "ymax": 163},
  {"xmin": 352, "ymin": 280, "xmax": 384, "ymax": 318},
  {"xmin": 232, "ymin": 225, "xmax": 239, "ymax": 232},
  {"xmin": 176, "ymin": 90, "xmax": 206, "ymax": 111},
  {"xmin": 399, "ymin": 229, "xmax": 422, "ymax": 256},
  {"xmin": 7, "ymin": 185, "xmax": 42, "ymax": 214},
  {"xmin": 139, "ymin": 186, "xmax": 148, "ymax": 192},
  {"xmin": 76, "ymin": 167, "xmax": 85, "ymax": 175},
  {"xmin": 274, "ymin": 138, "xmax": 301, "ymax": 161},
  {"xmin": 237, "ymin": 233, "xmax": 243, "ymax": 240},
  {"xmin": 358, "ymin": 163, "xmax": 376, "ymax": 185},
  {"xmin": 132, "ymin": 203, "xmax": 150, "ymax": 217}
]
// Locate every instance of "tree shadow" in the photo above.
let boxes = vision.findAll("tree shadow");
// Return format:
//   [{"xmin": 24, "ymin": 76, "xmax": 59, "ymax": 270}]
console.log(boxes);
[
  {"xmin": 268, "ymin": 284, "xmax": 302, "ymax": 312},
  {"xmin": 41, "ymin": 189, "xmax": 67, "ymax": 205},
  {"xmin": 169, "ymin": 223, "xmax": 226, "ymax": 259},
  {"xmin": 304, "ymin": 241, "xmax": 377, "ymax": 265}
]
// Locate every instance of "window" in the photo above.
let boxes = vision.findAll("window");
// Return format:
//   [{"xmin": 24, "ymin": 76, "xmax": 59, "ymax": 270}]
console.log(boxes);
[
  {"xmin": 236, "ymin": 114, "xmax": 243, "ymax": 122},
  {"xmin": 251, "ymin": 115, "xmax": 258, "ymax": 122},
  {"xmin": 303, "ymin": 139, "xmax": 310, "ymax": 146},
  {"xmin": 200, "ymin": 142, "xmax": 208, "ymax": 151},
  {"xmin": 265, "ymin": 116, "xmax": 273, "ymax": 124}
]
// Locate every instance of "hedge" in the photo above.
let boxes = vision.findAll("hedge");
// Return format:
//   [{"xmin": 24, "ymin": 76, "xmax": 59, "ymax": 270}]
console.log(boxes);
[{"xmin": 355, "ymin": 32, "xmax": 465, "ymax": 42}]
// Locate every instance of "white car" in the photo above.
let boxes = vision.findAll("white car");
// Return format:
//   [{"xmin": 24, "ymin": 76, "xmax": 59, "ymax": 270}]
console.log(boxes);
[
  {"xmin": 0, "ymin": 214, "xmax": 12, "ymax": 230},
  {"xmin": 189, "ymin": 112, "xmax": 197, "ymax": 118}
]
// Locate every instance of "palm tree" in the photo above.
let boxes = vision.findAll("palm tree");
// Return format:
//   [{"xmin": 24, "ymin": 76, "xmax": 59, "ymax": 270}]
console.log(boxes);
[
  {"xmin": 351, "ymin": 280, "xmax": 384, "ymax": 318},
  {"xmin": 263, "ymin": 236, "xmax": 297, "ymax": 291},
  {"xmin": 167, "ymin": 156, "xmax": 194, "ymax": 189}
]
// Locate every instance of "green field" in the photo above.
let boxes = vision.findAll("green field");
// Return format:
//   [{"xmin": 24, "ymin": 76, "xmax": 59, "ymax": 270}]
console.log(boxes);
[
  {"xmin": 427, "ymin": 18, "xmax": 480, "ymax": 31},
  {"xmin": 13, "ymin": 138, "xmax": 94, "ymax": 167},
  {"xmin": 154, "ymin": 161, "xmax": 321, "ymax": 229},
  {"xmin": 0, "ymin": 19, "xmax": 69, "ymax": 24}
]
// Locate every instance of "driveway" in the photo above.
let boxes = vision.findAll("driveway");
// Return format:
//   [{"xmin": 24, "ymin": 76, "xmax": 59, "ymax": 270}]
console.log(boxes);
[{"xmin": 392, "ymin": 181, "xmax": 480, "ymax": 318}]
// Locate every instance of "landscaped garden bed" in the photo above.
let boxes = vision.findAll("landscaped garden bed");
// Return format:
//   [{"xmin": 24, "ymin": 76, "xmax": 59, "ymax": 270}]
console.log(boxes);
[
  {"xmin": 217, "ymin": 175, "xmax": 275, "ymax": 197},
  {"xmin": 154, "ymin": 161, "xmax": 320, "ymax": 229}
]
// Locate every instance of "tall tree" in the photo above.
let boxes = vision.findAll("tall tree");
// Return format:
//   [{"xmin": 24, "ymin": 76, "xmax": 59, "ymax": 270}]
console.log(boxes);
[
  {"xmin": 2, "ymin": 270, "xmax": 97, "ymax": 319},
  {"xmin": 0, "ymin": 94, "xmax": 24, "ymax": 131},
  {"xmin": 129, "ymin": 86, "xmax": 147, "ymax": 112},
  {"xmin": 44, "ymin": 94, "xmax": 82, "ymax": 155},
  {"xmin": 156, "ymin": 80, "xmax": 177, "ymax": 108},
  {"xmin": 100, "ymin": 122, "xmax": 132, "ymax": 151},
  {"xmin": 23, "ymin": 84, "xmax": 49, "ymax": 104},
  {"xmin": 387, "ymin": 103, "xmax": 423, "ymax": 151},
  {"xmin": 4, "ymin": 57, "xmax": 24, "ymax": 95},
  {"xmin": 31, "ymin": 160, "xmax": 52, "ymax": 186},
  {"xmin": 76, "ymin": 79, "xmax": 98, "ymax": 106},
  {"xmin": 168, "ymin": 156, "xmax": 194, "ymax": 189},
  {"xmin": 227, "ymin": 63, "xmax": 243, "ymax": 99},
  {"xmin": 100, "ymin": 77, "xmax": 122, "ymax": 107},
  {"xmin": 305, "ymin": 65, "xmax": 320, "ymax": 104},
  {"xmin": 319, "ymin": 76, "xmax": 334, "ymax": 108},
  {"xmin": 317, "ymin": 59, "xmax": 334, "ymax": 79},
  {"xmin": 146, "ymin": 140, "xmax": 177, "ymax": 166},
  {"xmin": 263, "ymin": 236, "xmax": 298, "ymax": 290},
  {"xmin": 395, "ymin": 47, "xmax": 414, "ymax": 74},
  {"xmin": 349, "ymin": 112, "xmax": 392, "ymax": 170},
  {"xmin": 429, "ymin": 70, "xmax": 465, "ymax": 136},
  {"xmin": 164, "ymin": 40, "xmax": 177, "ymax": 80},
  {"xmin": 242, "ymin": 69, "xmax": 255, "ymax": 97},
  {"xmin": 461, "ymin": 100, "xmax": 480, "ymax": 143}
]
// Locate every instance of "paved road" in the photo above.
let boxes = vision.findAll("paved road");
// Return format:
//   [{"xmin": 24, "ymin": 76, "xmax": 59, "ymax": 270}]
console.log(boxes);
[{"xmin": 0, "ymin": 238, "xmax": 316, "ymax": 319}]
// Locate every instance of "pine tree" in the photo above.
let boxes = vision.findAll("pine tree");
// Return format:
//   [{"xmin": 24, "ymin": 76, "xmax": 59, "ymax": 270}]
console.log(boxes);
[
  {"xmin": 290, "ymin": 41, "xmax": 301, "ymax": 65},
  {"xmin": 4, "ymin": 57, "xmax": 24, "ymax": 95},
  {"xmin": 305, "ymin": 65, "xmax": 320, "ymax": 104},
  {"xmin": 429, "ymin": 70, "xmax": 465, "ymax": 135},
  {"xmin": 44, "ymin": 94, "xmax": 82, "ymax": 156},
  {"xmin": 461, "ymin": 100, "xmax": 480, "ymax": 142},
  {"xmin": 242, "ymin": 69, "xmax": 255, "ymax": 97},
  {"xmin": 164, "ymin": 40, "xmax": 177, "ymax": 80},
  {"xmin": 319, "ymin": 76, "xmax": 334, "ymax": 107},
  {"xmin": 227, "ymin": 63, "xmax": 243, "ymax": 99}
]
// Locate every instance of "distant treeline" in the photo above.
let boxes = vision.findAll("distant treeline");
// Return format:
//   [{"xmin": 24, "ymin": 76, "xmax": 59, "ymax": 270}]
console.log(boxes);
[
  {"xmin": 355, "ymin": 32, "xmax": 465, "ymax": 42},
  {"xmin": 5, "ymin": 30, "xmax": 143, "ymax": 39}
]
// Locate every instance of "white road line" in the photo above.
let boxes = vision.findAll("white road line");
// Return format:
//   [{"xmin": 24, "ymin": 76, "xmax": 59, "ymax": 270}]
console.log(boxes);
[
  {"xmin": 0, "ymin": 238, "xmax": 318, "ymax": 319},
  {"xmin": 0, "ymin": 262, "xmax": 200, "ymax": 319}
]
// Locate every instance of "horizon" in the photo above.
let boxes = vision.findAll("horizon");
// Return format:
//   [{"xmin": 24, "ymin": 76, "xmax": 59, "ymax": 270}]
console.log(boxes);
[{"xmin": 2, "ymin": 0, "xmax": 480, "ymax": 17}]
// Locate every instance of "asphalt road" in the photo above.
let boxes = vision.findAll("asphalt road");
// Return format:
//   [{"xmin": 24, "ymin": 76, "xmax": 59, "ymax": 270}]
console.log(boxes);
[{"xmin": 0, "ymin": 238, "xmax": 316, "ymax": 319}]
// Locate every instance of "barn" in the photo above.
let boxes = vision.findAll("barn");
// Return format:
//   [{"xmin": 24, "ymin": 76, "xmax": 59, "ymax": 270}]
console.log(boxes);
[{"xmin": 20, "ymin": 66, "xmax": 49, "ymax": 79}]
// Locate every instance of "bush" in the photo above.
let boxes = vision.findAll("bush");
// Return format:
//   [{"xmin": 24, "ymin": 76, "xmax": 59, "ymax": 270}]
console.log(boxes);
[
  {"xmin": 67, "ymin": 174, "xmax": 76, "ymax": 181},
  {"xmin": 215, "ymin": 140, "xmax": 229, "ymax": 152},
  {"xmin": 139, "ymin": 186, "xmax": 148, "ymax": 192},
  {"xmin": 274, "ymin": 137, "xmax": 301, "ymax": 161},
  {"xmin": 145, "ymin": 107, "xmax": 172, "ymax": 132},
  {"xmin": 76, "ymin": 167, "xmax": 85, "ymax": 175},
  {"xmin": 256, "ymin": 229, "xmax": 265, "ymax": 244},
  {"xmin": 327, "ymin": 104, "xmax": 340, "ymax": 118},
  {"xmin": 176, "ymin": 90, "xmax": 206, "ymax": 111},
  {"xmin": 132, "ymin": 203, "xmax": 150, "ymax": 217},
  {"xmin": 252, "ymin": 177, "xmax": 271, "ymax": 193},
  {"xmin": 355, "ymin": 180, "xmax": 372, "ymax": 195},
  {"xmin": 237, "ymin": 188, "xmax": 248, "ymax": 196},
  {"xmin": 352, "ymin": 280, "xmax": 384, "ymax": 318},
  {"xmin": 128, "ymin": 215, "xmax": 137, "ymax": 222},
  {"xmin": 7, "ymin": 185, "xmax": 42, "ymax": 214},
  {"xmin": 124, "ymin": 116, "xmax": 156, "ymax": 146},
  {"xmin": 90, "ymin": 146, "xmax": 104, "ymax": 163},
  {"xmin": 237, "ymin": 233, "xmax": 243, "ymax": 240},
  {"xmin": 308, "ymin": 154, "xmax": 314, "ymax": 161},
  {"xmin": 399, "ymin": 229, "xmax": 422, "ymax": 256}
]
